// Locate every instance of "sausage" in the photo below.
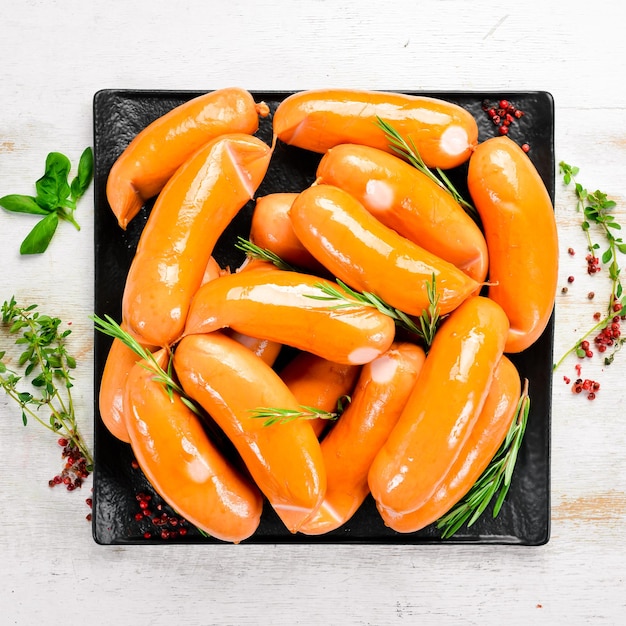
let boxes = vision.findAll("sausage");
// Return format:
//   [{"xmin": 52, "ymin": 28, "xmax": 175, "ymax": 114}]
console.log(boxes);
[
  {"xmin": 184, "ymin": 266, "xmax": 397, "ymax": 365},
  {"xmin": 299, "ymin": 342, "xmax": 425, "ymax": 535},
  {"xmin": 106, "ymin": 87, "xmax": 269, "ymax": 229},
  {"xmin": 121, "ymin": 133, "xmax": 273, "ymax": 348},
  {"xmin": 279, "ymin": 352, "xmax": 361, "ymax": 438},
  {"xmin": 315, "ymin": 144, "xmax": 488, "ymax": 283},
  {"xmin": 124, "ymin": 349, "xmax": 263, "ymax": 543},
  {"xmin": 250, "ymin": 193, "xmax": 325, "ymax": 273},
  {"xmin": 272, "ymin": 89, "xmax": 478, "ymax": 169},
  {"xmin": 467, "ymin": 136, "xmax": 558, "ymax": 353},
  {"xmin": 368, "ymin": 296, "xmax": 509, "ymax": 516},
  {"xmin": 98, "ymin": 326, "xmax": 156, "ymax": 443},
  {"xmin": 173, "ymin": 332, "xmax": 327, "ymax": 533},
  {"xmin": 379, "ymin": 355, "xmax": 521, "ymax": 533},
  {"xmin": 289, "ymin": 184, "xmax": 479, "ymax": 317}
]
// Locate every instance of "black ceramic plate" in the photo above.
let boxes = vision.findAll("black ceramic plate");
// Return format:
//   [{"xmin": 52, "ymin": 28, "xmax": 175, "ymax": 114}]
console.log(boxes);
[{"xmin": 92, "ymin": 90, "xmax": 553, "ymax": 545}]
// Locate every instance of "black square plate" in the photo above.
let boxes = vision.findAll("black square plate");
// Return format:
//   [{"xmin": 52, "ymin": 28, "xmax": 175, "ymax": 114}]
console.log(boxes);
[{"xmin": 92, "ymin": 89, "xmax": 553, "ymax": 545}]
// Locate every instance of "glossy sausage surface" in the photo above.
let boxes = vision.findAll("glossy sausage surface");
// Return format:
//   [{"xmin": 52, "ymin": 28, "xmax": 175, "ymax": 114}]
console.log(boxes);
[
  {"xmin": 379, "ymin": 355, "xmax": 521, "ymax": 533},
  {"xmin": 122, "ymin": 133, "xmax": 272, "ymax": 348},
  {"xmin": 315, "ymin": 144, "xmax": 488, "ymax": 283},
  {"xmin": 106, "ymin": 87, "xmax": 269, "ymax": 228},
  {"xmin": 368, "ymin": 296, "xmax": 509, "ymax": 516},
  {"xmin": 467, "ymin": 136, "xmax": 558, "ymax": 353},
  {"xmin": 184, "ymin": 266, "xmax": 397, "ymax": 365},
  {"xmin": 273, "ymin": 89, "xmax": 478, "ymax": 169},
  {"xmin": 299, "ymin": 342, "xmax": 425, "ymax": 535},
  {"xmin": 173, "ymin": 332, "xmax": 327, "ymax": 533},
  {"xmin": 124, "ymin": 349, "xmax": 263, "ymax": 543},
  {"xmin": 289, "ymin": 184, "xmax": 479, "ymax": 316}
]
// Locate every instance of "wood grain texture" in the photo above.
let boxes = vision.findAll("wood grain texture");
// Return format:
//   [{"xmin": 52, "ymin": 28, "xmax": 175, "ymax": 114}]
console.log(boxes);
[{"xmin": 1, "ymin": 1, "xmax": 626, "ymax": 624}]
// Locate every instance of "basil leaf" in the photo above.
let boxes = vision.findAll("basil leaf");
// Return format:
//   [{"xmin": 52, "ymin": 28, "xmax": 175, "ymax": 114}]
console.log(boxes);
[
  {"xmin": 70, "ymin": 147, "xmax": 94, "ymax": 201},
  {"xmin": 19, "ymin": 212, "xmax": 59, "ymax": 255},
  {"xmin": 35, "ymin": 152, "xmax": 71, "ymax": 209},
  {"xmin": 0, "ymin": 194, "xmax": 50, "ymax": 215}
]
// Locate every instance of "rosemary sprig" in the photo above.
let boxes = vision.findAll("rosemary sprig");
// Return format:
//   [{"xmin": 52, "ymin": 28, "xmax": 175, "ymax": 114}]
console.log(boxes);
[
  {"xmin": 90, "ymin": 313, "xmax": 202, "ymax": 417},
  {"xmin": 436, "ymin": 379, "xmax": 530, "ymax": 539},
  {"xmin": 308, "ymin": 276, "xmax": 441, "ymax": 348},
  {"xmin": 553, "ymin": 162, "xmax": 626, "ymax": 369},
  {"xmin": 249, "ymin": 404, "xmax": 342, "ymax": 427},
  {"xmin": 0, "ymin": 297, "xmax": 93, "ymax": 483},
  {"xmin": 376, "ymin": 116, "xmax": 477, "ymax": 219},
  {"xmin": 234, "ymin": 238, "xmax": 442, "ymax": 347},
  {"xmin": 235, "ymin": 236, "xmax": 298, "ymax": 272}
]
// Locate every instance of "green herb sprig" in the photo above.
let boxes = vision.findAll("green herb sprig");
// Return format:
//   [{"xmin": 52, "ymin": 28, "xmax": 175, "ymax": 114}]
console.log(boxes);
[
  {"xmin": 250, "ymin": 404, "xmax": 342, "ymax": 427},
  {"xmin": 436, "ymin": 380, "xmax": 530, "ymax": 539},
  {"xmin": 90, "ymin": 313, "xmax": 202, "ymax": 417},
  {"xmin": 308, "ymin": 276, "xmax": 441, "ymax": 348},
  {"xmin": 553, "ymin": 162, "xmax": 626, "ymax": 370},
  {"xmin": 235, "ymin": 236, "xmax": 298, "ymax": 272},
  {"xmin": 0, "ymin": 297, "xmax": 93, "ymax": 483},
  {"xmin": 0, "ymin": 148, "xmax": 93, "ymax": 254},
  {"xmin": 235, "ymin": 238, "xmax": 441, "ymax": 347},
  {"xmin": 376, "ymin": 117, "xmax": 477, "ymax": 219}
]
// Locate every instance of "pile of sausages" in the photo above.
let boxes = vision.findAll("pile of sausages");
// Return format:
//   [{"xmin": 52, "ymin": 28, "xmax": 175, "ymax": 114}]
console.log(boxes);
[{"xmin": 98, "ymin": 87, "xmax": 558, "ymax": 542}]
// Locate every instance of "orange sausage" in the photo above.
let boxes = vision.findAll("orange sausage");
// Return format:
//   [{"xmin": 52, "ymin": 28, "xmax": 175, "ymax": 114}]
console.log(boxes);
[
  {"xmin": 299, "ymin": 342, "xmax": 425, "ymax": 535},
  {"xmin": 273, "ymin": 89, "xmax": 478, "ymax": 169},
  {"xmin": 122, "ymin": 133, "xmax": 272, "ymax": 348},
  {"xmin": 279, "ymin": 352, "xmax": 361, "ymax": 438},
  {"xmin": 379, "ymin": 355, "xmax": 521, "ymax": 533},
  {"xmin": 98, "ymin": 325, "xmax": 157, "ymax": 443},
  {"xmin": 467, "ymin": 136, "xmax": 558, "ymax": 353},
  {"xmin": 124, "ymin": 349, "xmax": 263, "ymax": 543},
  {"xmin": 173, "ymin": 332, "xmax": 327, "ymax": 533},
  {"xmin": 315, "ymin": 144, "xmax": 488, "ymax": 283},
  {"xmin": 106, "ymin": 87, "xmax": 269, "ymax": 229},
  {"xmin": 368, "ymin": 296, "xmax": 509, "ymax": 516},
  {"xmin": 251, "ymin": 193, "xmax": 325, "ymax": 273},
  {"xmin": 289, "ymin": 184, "xmax": 479, "ymax": 316},
  {"xmin": 184, "ymin": 267, "xmax": 396, "ymax": 365}
]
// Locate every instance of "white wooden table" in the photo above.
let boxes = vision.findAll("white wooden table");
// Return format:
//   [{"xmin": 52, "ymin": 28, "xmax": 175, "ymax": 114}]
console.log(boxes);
[{"xmin": 1, "ymin": 1, "xmax": 625, "ymax": 624}]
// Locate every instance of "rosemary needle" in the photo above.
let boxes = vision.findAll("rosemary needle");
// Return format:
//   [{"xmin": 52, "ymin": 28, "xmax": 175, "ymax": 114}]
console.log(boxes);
[
  {"xmin": 375, "ymin": 116, "xmax": 478, "ymax": 219},
  {"xmin": 436, "ymin": 380, "xmax": 530, "ymax": 539},
  {"xmin": 90, "ymin": 313, "xmax": 203, "ymax": 417}
]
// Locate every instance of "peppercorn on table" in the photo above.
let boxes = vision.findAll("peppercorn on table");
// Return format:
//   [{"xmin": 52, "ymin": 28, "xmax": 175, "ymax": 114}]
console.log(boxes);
[{"xmin": 1, "ymin": 1, "xmax": 625, "ymax": 624}]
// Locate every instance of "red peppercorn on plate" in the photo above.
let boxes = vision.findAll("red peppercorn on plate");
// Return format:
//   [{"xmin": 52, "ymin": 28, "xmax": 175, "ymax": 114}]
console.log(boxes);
[{"xmin": 92, "ymin": 89, "xmax": 554, "ymax": 545}]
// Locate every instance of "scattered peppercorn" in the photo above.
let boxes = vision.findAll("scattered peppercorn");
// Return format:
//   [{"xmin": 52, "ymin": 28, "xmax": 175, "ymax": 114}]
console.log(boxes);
[
  {"xmin": 482, "ymin": 98, "xmax": 528, "ymax": 147},
  {"xmin": 130, "ymin": 459, "xmax": 191, "ymax": 540},
  {"xmin": 48, "ymin": 437, "xmax": 91, "ymax": 491}
]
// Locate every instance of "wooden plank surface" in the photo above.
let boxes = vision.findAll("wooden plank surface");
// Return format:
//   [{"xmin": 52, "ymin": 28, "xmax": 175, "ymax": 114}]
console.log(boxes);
[{"xmin": 1, "ymin": 1, "xmax": 625, "ymax": 624}]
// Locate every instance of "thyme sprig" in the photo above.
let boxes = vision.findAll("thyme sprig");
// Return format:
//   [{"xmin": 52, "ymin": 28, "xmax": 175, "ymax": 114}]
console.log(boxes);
[
  {"xmin": 90, "ymin": 313, "xmax": 202, "ymax": 417},
  {"xmin": 235, "ymin": 236, "xmax": 298, "ymax": 272},
  {"xmin": 376, "ymin": 117, "xmax": 477, "ymax": 219},
  {"xmin": 553, "ymin": 162, "xmax": 626, "ymax": 369},
  {"xmin": 308, "ymin": 276, "xmax": 441, "ymax": 348},
  {"xmin": 436, "ymin": 379, "xmax": 530, "ymax": 539},
  {"xmin": 0, "ymin": 297, "xmax": 93, "ymax": 479}
]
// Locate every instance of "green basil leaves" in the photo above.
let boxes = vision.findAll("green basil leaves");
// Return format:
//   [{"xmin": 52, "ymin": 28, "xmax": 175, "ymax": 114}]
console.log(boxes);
[{"xmin": 0, "ymin": 147, "xmax": 93, "ymax": 254}]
